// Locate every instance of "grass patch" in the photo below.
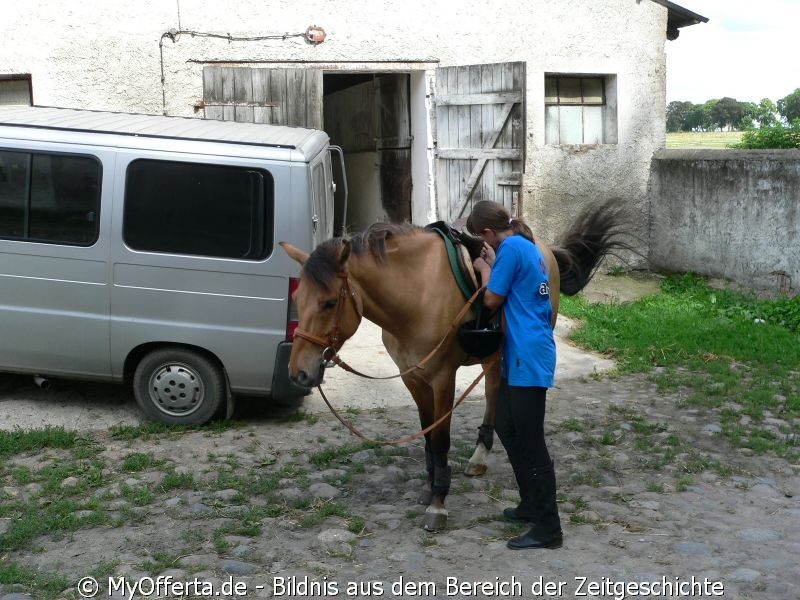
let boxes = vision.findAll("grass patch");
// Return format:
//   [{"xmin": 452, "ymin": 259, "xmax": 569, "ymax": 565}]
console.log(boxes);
[
  {"xmin": 561, "ymin": 273, "xmax": 800, "ymax": 459},
  {"xmin": 0, "ymin": 427, "xmax": 80, "ymax": 458},
  {"xmin": 121, "ymin": 452, "xmax": 164, "ymax": 473},
  {"xmin": 666, "ymin": 131, "xmax": 742, "ymax": 149},
  {"xmin": 0, "ymin": 562, "xmax": 69, "ymax": 599},
  {"xmin": 309, "ymin": 442, "xmax": 379, "ymax": 468}
]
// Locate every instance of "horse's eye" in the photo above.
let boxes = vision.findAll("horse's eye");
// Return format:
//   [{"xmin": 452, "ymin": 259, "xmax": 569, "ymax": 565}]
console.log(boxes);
[{"xmin": 322, "ymin": 299, "xmax": 338, "ymax": 311}]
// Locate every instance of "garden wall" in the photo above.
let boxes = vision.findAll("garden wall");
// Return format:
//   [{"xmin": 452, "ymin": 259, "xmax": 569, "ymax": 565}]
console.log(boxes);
[{"xmin": 649, "ymin": 149, "xmax": 800, "ymax": 292}]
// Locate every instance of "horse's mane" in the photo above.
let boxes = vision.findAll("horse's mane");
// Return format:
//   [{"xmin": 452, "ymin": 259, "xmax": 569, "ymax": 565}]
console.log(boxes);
[{"xmin": 303, "ymin": 222, "xmax": 423, "ymax": 290}]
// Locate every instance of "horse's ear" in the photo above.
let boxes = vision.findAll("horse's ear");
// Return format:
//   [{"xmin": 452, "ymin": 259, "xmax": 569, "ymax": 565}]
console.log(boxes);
[
  {"xmin": 279, "ymin": 242, "xmax": 309, "ymax": 266},
  {"xmin": 338, "ymin": 238, "xmax": 352, "ymax": 267}
]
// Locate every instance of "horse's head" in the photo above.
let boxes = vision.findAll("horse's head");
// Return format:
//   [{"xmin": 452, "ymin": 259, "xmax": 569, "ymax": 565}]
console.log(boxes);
[{"xmin": 280, "ymin": 239, "xmax": 363, "ymax": 389}]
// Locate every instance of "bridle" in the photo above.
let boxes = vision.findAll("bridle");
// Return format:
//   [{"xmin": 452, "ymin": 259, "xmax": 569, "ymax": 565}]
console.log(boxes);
[{"xmin": 292, "ymin": 272, "xmax": 362, "ymax": 366}]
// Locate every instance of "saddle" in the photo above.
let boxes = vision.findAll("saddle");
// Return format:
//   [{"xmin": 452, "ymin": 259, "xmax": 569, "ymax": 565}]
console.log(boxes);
[
  {"xmin": 425, "ymin": 220, "xmax": 483, "ymax": 300},
  {"xmin": 426, "ymin": 221, "xmax": 503, "ymax": 357}
]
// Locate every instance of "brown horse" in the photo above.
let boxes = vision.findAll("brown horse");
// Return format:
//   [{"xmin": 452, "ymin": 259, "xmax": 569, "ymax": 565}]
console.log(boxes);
[{"xmin": 280, "ymin": 199, "xmax": 630, "ymax": 532}]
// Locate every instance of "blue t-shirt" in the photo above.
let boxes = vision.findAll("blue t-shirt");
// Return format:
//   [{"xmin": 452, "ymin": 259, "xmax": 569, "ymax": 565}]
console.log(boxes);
[{"xmin": 487, "ymin": 234, "xmax": 556, "ymax": 388}]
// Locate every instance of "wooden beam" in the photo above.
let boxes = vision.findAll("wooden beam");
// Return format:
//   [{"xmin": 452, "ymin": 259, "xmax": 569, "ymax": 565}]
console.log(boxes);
[
  {"xmin": 437, "ymin": 148, "xmax": 522, "ymax": 160},
  {"xmin": 436, "ymin": 92, "xmax": 522, "ymax": 106}
]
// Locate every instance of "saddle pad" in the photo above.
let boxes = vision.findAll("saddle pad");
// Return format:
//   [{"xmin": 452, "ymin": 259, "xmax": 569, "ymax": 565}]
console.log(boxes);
[{"xmin": 427, "ymin": 225, "xmax": 479, "ymax": 300}]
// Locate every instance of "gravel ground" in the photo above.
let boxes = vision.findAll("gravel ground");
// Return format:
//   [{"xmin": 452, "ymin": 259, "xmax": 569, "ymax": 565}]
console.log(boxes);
[{"xmin": 2, "ymin": 274, "xmax": 798, "ymax": 599}]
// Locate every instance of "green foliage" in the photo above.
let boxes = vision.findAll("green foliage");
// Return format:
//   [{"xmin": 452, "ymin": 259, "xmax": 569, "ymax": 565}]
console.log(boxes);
[
  {"xmin": 712, "ymin": 97, "xmax": 746, "ymax": 130},
  {"xmin": 731, "ymin": 120, "xmax": 800, "ymax": 149},
  {"xmin": 778, "ymin": 88, "xmax": 800, "ymax": 123}
]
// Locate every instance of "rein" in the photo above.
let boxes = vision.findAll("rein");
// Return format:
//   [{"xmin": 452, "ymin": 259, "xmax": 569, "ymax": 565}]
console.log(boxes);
[{"xmin": 316, "ymin": 354, "xmax": 499, "ymax": 445}]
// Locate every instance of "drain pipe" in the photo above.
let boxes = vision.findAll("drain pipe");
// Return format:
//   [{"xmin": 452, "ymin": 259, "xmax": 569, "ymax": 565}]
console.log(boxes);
[{"xmin": 33, "ymin": 375, "xmax": 51, "ymax": 389}]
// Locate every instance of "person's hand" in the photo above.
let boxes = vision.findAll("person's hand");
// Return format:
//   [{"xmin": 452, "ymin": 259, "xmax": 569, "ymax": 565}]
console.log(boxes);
[
  {"xmin": 473, "ymin": 256, "xmax": 491, "ymax": 281},
  {"xmin": 480, "ymin": 242, "xmax": 496, "ymax": 267}
]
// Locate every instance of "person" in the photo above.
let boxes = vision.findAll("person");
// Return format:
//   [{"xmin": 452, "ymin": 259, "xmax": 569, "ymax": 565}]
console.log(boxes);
[{"xmin": 466, "ymin": 200, "xmax": 562, "ymax": 550}]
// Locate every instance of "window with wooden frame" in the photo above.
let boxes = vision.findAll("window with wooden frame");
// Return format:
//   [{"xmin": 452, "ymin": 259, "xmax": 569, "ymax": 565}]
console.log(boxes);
[{"xmin": 545, "ymin": 75, "xmax": 617, "ymax": 145}]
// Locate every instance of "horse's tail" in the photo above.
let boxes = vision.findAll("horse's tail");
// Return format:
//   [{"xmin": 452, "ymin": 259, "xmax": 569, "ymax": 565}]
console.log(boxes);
[{"xmin": 552, "ymin": 198, "xmax": 635, "ymax": 296}]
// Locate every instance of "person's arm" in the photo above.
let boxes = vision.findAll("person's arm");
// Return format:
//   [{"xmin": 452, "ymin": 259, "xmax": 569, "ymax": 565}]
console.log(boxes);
[{"xmin": 472, "ymin": 257, "xmax": 505, "ymax": 311}]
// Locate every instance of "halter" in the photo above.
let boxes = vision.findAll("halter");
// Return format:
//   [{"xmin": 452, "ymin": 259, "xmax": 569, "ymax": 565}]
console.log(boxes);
[{"xmin": 292, "ymin": 272, "xmax": 362, "ymax": 364}]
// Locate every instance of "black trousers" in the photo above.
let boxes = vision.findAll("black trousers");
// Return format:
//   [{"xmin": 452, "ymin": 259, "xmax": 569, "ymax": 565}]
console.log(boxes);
[{"xmin": 494, "ymin": 379, "xmax": 552, "ymax": 471}]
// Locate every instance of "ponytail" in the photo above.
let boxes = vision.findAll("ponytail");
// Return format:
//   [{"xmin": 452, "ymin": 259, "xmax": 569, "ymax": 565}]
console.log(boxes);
[{"xmin": 509, "ymin": 217, "xmax": 534, "ymax": 243}]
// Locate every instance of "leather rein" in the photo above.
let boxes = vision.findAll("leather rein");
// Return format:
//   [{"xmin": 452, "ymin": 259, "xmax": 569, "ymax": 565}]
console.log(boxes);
[{"xmin": 293, "ymin": 272, "xmax": 498, "ymax": 444}]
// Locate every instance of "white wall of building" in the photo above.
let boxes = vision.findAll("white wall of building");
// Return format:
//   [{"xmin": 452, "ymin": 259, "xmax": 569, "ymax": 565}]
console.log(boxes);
[{"xmin": 0, "ymin": 0, "xmax": 668, "ymax": 250}]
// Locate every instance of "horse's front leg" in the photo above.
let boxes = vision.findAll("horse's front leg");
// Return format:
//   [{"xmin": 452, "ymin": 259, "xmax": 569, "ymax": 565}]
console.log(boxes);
[
  {"xmin": 420, "ymin": 375, "xmax": 456, "ymax": 532},
  {"xmin": 402, "ymin": 371, "xmax": 455, "ymax": 532},
  {"xmin": 465, "ymin": 356, "xmax": 501, "ymax": 476}
]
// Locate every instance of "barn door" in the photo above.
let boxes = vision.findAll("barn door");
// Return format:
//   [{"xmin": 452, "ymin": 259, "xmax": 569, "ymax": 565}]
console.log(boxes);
[
  {"xmin": 202, "ymin": 66, "xmax": 323, "ymax": 128},
  {"xmin": 434, "ymin": 62, "xmax": 525, "ymax": 221}
]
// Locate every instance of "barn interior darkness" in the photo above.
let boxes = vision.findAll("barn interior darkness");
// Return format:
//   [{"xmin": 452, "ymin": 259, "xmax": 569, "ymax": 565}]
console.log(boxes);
[{"xmin": 322, "ymin": 73, "xmax": 412, "ymax": 232}]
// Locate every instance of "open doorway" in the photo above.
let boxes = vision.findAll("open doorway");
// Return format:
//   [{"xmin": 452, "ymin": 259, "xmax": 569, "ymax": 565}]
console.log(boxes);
[{"xmin": 323, "ymin": 73, "xmax": 413, "ymax": 232}]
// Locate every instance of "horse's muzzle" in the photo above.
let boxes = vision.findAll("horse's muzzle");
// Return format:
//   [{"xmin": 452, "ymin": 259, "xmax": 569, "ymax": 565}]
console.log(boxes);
[{"xmin": 290, "ymin": 364, "xmax": 325, "ymax": 390}]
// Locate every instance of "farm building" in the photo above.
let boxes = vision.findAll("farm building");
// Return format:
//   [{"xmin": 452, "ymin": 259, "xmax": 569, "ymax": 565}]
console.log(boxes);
[{"xmin": 0, "ymin": 0, "xmax": 705, "ymax": 249}]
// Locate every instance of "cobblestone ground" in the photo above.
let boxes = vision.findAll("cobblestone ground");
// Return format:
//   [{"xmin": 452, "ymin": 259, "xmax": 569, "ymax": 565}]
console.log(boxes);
[{"xmin": 2, "ymin": 373, "xmax": 798, "ymax": 600}]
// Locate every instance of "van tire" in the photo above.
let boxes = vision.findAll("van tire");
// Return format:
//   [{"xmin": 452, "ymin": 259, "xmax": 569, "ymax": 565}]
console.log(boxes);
[{"xmin": 133, "ymin": 348, "xmax": 226, "ymax": 426}]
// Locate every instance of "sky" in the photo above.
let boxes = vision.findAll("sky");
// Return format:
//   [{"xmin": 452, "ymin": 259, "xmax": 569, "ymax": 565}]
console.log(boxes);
[{"xmin": 665, "ymin": 0, "xmax": 800, "ymax": 105}]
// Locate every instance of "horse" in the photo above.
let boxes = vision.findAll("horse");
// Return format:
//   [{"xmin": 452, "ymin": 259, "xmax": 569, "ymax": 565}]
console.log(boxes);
[{"xmin": 279, "ymin": 199, "xmax": 631, "ymax": 532}]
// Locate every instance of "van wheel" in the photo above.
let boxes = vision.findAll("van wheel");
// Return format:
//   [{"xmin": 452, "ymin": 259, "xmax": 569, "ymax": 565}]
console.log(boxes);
[{"xmin": 133, "ymin": 348, "xmax": 226, "ymax": 426}]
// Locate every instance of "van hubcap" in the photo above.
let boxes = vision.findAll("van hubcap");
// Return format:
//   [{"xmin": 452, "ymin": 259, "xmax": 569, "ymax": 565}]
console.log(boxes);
[{"xmin": 148, "ymin": 363, "xmax": 204, "ymax": 416}]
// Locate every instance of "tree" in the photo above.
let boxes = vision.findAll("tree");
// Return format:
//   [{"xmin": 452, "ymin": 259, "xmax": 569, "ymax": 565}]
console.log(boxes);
[
  {"xmin": 684, "ymin": 101, "xmax": 715, "ymax": 131},
  {"xmin": 666, "ymin": 101, "xmax": 693, "ymax": 132},
  {"xmin": 712, "ymin": 97, "xmax": 747, "ymax": 131},
  {"xmin": 753, "ymin": 98, "xmax": 779, "ymax": 127},
  {"xmin": 777, "ymin": 88, "xmax": 800, "ymax": 123}
]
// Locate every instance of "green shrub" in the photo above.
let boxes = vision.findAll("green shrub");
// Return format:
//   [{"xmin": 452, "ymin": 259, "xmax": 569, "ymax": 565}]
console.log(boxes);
[{"xmin": 731, "ymin": 120, "xmax": 800, "ymax": 149}]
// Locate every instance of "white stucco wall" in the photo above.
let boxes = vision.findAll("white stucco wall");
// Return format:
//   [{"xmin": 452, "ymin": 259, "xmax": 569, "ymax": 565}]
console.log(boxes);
[{"xmin": 1, "ymin": 0, "xmax": 668, "ymax": 252}]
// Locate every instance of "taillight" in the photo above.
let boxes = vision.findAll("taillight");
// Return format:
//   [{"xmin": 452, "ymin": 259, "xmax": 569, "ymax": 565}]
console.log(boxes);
[{"xmin": 286, "ymin": 277, "xmax": 300, "ymax": 341}]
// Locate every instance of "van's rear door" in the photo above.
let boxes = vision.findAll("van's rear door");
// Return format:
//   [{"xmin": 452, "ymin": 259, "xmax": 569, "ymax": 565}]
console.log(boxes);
[{"xmin": 310, "ymin": 150, "xmax": 335, "ymax": 246}]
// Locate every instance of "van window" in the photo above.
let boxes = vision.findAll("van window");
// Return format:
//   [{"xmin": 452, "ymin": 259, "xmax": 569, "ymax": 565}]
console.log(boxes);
[
  {"xmin": 123, "ymin": 159, "xmax": 273, "ymax": 260},
  {"xmin": 0, "ymin": 150, "xmax": 101, "ymax": 245}
]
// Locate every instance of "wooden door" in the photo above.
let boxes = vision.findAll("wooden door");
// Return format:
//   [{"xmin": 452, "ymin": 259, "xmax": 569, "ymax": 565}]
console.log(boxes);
[
  {"xmin": 434, "ymin": 62, "xmax": 525, "ymax": 221},
  {"xmin": 202, "ymin": 66, "xmax": 323, "ymax": 128}
]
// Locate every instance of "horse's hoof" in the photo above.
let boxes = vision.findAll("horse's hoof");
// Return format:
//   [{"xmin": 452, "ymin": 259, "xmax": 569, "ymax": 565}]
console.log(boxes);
[
  {"xmin": 422, "ymin": 507, "xmax": 448, "ymax": 532},
  {"xmin": 464, "ymin": 461, "xmax": 488, "ymax": 477},
  {"xmin": 418, "ymin": 487, "xmax": 433, "ymax": 506}
]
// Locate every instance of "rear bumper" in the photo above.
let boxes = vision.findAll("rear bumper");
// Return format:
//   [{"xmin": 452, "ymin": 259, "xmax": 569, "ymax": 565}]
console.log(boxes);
[{"xmin": 271, "ymin": 341, "xmax": 312, "ymax": 400}]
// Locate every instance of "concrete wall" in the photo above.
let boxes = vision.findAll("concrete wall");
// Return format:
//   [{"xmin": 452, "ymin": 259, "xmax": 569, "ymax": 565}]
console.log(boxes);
[
  {"xmin": 0, "ymin": 0, "xmax": 669, "ymax": 245},
  {"xmin": 649, "ymin": 150, "xmax": 800, "ymax": 291}
]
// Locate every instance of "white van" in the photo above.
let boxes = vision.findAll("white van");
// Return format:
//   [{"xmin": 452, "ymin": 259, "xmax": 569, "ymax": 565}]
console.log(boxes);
[{"xmin": 0, "ymin": 106, "xmax": 342, "ymax": 425}]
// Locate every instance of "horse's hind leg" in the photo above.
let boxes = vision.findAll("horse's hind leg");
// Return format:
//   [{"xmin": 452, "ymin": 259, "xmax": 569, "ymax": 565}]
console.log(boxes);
[{"xmin": 466, "ymin": 357, "xmax": 501, "ymax": 476}]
